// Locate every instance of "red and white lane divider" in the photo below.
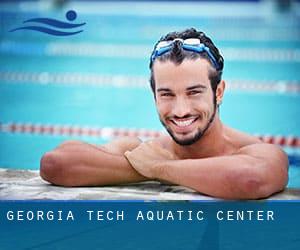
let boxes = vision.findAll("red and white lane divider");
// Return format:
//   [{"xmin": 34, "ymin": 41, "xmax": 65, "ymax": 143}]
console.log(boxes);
[
  {"xmin": 0, "ymin": 122, "xmax": 163, "ymax": 139},
  {"xmin": 254, "ymin": 134, "xmax": 300, "ymax": 148},
  {"xmin": 0, "ymin": 122, "xmax": 299, "ymax": 148}
]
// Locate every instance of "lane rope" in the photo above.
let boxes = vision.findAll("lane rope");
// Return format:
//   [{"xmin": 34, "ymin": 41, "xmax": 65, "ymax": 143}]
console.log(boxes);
[
  {"xmin": 1, "ymin": 71, "xmax": 299, "ymax": 94},
  {"xmin": 0, "ymin": 122, "xmax": 299, "ymax": 148},
  {"xmin": 1, "ymin": 41, "xmax": 300, "ymax": 61}
]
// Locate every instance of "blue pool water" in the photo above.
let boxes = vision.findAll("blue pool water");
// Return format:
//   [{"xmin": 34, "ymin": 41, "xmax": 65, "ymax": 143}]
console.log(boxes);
[{"xmin": 0, "ymin": 1, "xmax": 299, "ymax": 188}]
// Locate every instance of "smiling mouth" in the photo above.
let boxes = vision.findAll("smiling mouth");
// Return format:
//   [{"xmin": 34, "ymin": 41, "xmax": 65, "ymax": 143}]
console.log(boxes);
[{"xmin": 170, "ymin": 116, "xmax": 199, "ymax": 128}]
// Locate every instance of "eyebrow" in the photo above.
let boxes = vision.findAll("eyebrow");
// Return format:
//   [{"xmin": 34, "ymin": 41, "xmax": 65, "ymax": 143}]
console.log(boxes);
[
  {"xmin": 157, "ymin": 88, "xmax": 172, "ymax": 92},
  {"xmin": 186, "ymin": 84, "xmax": 207, "ymax": 91}
]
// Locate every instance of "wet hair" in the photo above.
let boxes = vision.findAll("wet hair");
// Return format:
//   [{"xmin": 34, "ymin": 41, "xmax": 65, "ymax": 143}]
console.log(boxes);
[{"xmin": 149, "ymin": 28, "xmax": 224, "ymax": 98}]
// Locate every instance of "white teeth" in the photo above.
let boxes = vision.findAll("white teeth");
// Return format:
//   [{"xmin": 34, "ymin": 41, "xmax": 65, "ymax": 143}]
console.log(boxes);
[{"xmin": 173, "ymin": 118, "xmax": 195, "ymax": 127}]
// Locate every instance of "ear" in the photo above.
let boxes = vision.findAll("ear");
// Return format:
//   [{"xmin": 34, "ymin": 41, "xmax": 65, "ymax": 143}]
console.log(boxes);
[{"xmin": 216, "ymin": 80, "xmax": 225, "ymax": 105}]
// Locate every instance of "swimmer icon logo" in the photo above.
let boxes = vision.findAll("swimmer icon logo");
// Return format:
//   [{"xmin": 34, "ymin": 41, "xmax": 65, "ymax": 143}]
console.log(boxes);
[{"xmin": 9, "ymin": 10, "xmax": 86, "ymax": 36}]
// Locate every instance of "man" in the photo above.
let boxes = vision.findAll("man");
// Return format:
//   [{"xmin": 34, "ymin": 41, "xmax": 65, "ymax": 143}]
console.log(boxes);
[{"xmin": 40, "ymin": 28, "xmax": 288, "ymax": 199}]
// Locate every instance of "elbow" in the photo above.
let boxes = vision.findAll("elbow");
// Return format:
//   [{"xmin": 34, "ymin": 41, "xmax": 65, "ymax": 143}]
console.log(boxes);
[
  {"xmin": 40, "ymin": 151, "xmax": 60, "ymax": 184},
  {"xmin": 231, "ymin": 164, "xmax": 287, "ymax": 200},
  {"xmin": 227, "ymin": 176, "xmax": 270, "ymax": 200},
  {"xmin": 40, "ymin": 151, "xmax": 72, "ymax": 186},
  {"xmin": 239, "ymin": 177, "xmax": 270, "ymax": 200},
  {"xmin": 243, "ymin": 165, "xmax": 288, "ymax": 200}
]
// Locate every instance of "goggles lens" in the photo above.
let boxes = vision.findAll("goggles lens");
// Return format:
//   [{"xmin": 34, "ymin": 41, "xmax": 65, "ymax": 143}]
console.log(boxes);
[{"xmin": 151, "ymin": 38, "xmax": 221, "ymax": 70}]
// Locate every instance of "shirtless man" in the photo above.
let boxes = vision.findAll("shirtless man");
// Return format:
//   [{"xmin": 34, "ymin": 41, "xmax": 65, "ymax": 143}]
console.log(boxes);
[{"xmin": 40, "ymin": 28, "xmax": 288, "ymax": 199}]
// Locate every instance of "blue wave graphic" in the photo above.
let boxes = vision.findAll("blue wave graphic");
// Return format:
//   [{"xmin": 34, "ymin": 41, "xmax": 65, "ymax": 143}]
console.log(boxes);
[
  {"xmin": 9, "ymin": 10, "xmax": 85, "ymax": 36},
  {"xmin": 9, "ymin": 26, "xmax": 83, "ymax": 36},
  {"xmin": 23, "ymin": 18, "xmax": 85, "ymax": 29}
]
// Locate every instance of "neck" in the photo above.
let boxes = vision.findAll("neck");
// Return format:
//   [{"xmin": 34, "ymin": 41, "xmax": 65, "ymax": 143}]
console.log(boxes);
[{"xmin": 172, "ymin": 114, "xmax": 227, "ymax": 159}]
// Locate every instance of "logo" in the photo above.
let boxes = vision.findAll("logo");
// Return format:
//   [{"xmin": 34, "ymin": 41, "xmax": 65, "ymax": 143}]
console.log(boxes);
[{"xmin": 9, "ymin": 10, "xmax": 85, "ymax": 36}]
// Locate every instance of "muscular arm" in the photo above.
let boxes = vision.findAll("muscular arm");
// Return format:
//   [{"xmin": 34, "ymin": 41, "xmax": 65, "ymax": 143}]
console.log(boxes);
[
  {"xmin": 156, "ymin": 144, "xmax": 288, "ymax": 199},
  {"xmin": 126, "ymin": 142, "xmax": 288, "ymax": 199},
  {"xmin": 40, "ymin": 137, "xmax": 148, "ymax": 186}
]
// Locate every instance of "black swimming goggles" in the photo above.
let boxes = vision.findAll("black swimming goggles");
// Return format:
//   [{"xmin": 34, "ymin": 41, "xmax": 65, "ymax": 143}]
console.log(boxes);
[{"xmin": 150, "ymin": 38, "xmax": 221, "ymax": 70}]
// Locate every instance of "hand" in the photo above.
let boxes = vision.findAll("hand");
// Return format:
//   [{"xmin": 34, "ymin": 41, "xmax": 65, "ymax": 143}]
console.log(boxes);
[{"xmin": 124, "ymin": 140, "xmax": 177, "ymax": 179}]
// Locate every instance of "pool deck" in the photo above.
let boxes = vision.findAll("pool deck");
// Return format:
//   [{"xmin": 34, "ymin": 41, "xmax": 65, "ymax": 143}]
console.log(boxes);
[{"xmin": 1, "ymin": 168, "xmax": 300, "ymax": 200}]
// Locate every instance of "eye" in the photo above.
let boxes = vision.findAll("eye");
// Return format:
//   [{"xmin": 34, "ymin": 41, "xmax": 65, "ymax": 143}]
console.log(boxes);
[
  {"xmin": 160, "ymin": 92, "xmax": 174, "ymax": 97},
  {"xmin": 188, "ymin": 90, "xmax": 201, "ymax": 96}
]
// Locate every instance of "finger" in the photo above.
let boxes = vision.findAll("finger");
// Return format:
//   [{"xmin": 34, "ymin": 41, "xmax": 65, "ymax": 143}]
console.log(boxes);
[
  {"xmin": 147, "ymin": 140, "xmax": 169, "ymax": 154},
  {"xmin": 124, "ymin": 151, "xmax": 137, "ymax": 167},
  {"xmin": 147, "ymin": 140, "xmax": 160, "ymax": 147},
  {"xmin": 124, "ymin": 151, "xmax": 130, "ymax": 157},
  {"xmin": 147, "ymin": 140, "xmax": 155, "ymax": 146},
  {"xmin": 124, "ymin": 151, "xmax": 134, "ymax": 161},
  {"xmin": 145, "ymin": 141, "xmax": 162, "ymax": 152}
]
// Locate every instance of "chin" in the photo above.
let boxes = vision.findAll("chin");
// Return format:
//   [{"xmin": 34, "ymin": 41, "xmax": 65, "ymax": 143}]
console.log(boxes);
[
  {"xmin": 169, "ymin": 130, "xmax": 204, "ymax": 146},
  {"xmin": 159, "ymin": 116, "xmax": 208, "ymax": 146}
]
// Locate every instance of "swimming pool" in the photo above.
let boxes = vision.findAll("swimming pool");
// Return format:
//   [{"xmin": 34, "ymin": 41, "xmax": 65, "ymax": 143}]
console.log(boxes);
[{"xmin": 0, "ymin": 1, "xmax": 299, "ymax": 188}]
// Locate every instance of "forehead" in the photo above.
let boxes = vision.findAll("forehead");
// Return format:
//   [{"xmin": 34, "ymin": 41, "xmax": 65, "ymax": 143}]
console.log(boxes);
[{"xmin": 152, "ymin": 58, "xmax": 211, "ymax": 90}]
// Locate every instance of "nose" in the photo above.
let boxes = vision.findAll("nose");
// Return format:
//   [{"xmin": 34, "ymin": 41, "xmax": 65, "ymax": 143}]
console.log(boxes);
[{"xmin": 172, "ymin": 96, "xmax": 192, "ymax": 118}]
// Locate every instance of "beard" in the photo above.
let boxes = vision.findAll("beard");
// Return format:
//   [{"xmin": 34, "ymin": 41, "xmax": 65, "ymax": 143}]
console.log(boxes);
[{"xmin": 159, "ymin": 102, "xmax": 217, "ymax": 146}]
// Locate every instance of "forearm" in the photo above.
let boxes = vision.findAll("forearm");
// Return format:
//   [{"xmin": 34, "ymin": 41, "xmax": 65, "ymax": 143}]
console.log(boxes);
[
  {"xmin": 40, "ymin": 143, "xmax": 148, "ymax": 187},
  {"xmin": 155, "ymin": 155, "xmax": 276, "ymax": 199},
  {"xmin": 60, "ymin": 152, "xmax": 148, "ymax": 187}
]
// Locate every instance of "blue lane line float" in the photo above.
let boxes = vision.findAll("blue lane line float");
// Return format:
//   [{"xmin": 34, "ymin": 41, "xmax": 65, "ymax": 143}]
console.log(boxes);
[{"xmin": 9, "ymin": 10, "xmax": 86, "ymax": 36}]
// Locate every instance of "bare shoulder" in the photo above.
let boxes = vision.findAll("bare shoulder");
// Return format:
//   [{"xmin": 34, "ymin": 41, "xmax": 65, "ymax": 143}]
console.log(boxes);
[
  {"xmin": 237, "ymin": 143, "xmax": 288, "ymax": 165},
  {"xmin": 102, "ymin": 137, "xmax": 142, "ymax": 155},
  {"xmin": 226, "ymin": 126, "xmax": 288, "ymax": 165},
  {"xmin": 225, "ymin": 126, "xmax": 262, "ymax": 148}
]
